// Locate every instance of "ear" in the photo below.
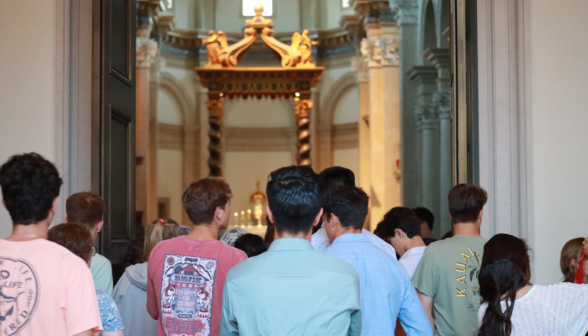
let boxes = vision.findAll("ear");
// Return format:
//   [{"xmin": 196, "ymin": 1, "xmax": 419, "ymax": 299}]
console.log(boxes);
[
  {"xmin": 313, "ymin": 208, "xmax": 324, "ymax": 227},
  {"xmin": 95, "ymin": 220, "xmax": 104, "ymax": 233},
  {"xmin": 329, "ymin": 213, "xmax": 341, "ymax": 228},
  {"xmin": 64, "ymin": 217, "xmax": 68, "ymax": 223},
  {"xmin": 266, "ymin": 205, "xmax": 274, "ymax": 223},
  {"xmin": 478, "ymin": 209, "xmax": 484, "ymax": 221},
  {"xmin": 51, "ymin": 196, "xmax": 60, "ymax": 214},
  {"xmin": 394, "ymin": 229, "xmax": 404, "ymax": 239}
]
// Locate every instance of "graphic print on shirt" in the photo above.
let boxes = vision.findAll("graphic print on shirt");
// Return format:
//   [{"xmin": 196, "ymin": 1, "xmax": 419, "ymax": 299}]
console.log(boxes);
[
  {"xmin": 160, "ymin": 254, "xmax": 218, "ymax": 336},
  {"xmin": 454, "ymin": 247, "xmax": 481, "ymax": 311},
  {"xmin": 0, "ymin": 257, "xmax": 39, "ymax": 336}
]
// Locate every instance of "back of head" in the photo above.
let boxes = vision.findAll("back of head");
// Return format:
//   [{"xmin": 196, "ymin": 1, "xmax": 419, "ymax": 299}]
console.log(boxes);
[
  {"xmin": 478, "ymin": 234, "xmax": 530, "ymax": 336},
  {"xmin": 124, "ymin": 238, "xmax": 145, "ymax": 268},
  {"xmin": 66, "ymin": 192, "xmax": 104, "ymax": 228},
  {"xmin": 323, "ymin": 185, "xmax": 368, "ymax": 230},
  {"xmin": 319, "ymin": 166, "xmax": 355, "ymax": 189},
  {"xmin": 374, "ymin": 207, "xmax": 421, "ymax": 241},
  {"xmin": 48, "ymin": 223, "xmax": 94, "ymax": 263},
  {"xmin": 234, "ymin": 234, "xmax": 267, "ymax": 258},
  {"xmin": 448, "ymin": 184, "xmax": 488, "ymax": 224},
  {"xmin": 142, "ymin": 218, "xmax": 181, "ymax": 262},
  {"xmin": 183, "ymin": 177, "xmax": 233, "ymax": 225},
  {"xmin": 267, "ymin": 166, "xmax": 324, "ymax": 235},
  {"xmin": 0, "ymin": 153, "xmax": 63, "ymax": 224},
  {"xmin": 413, "ymin": 207, "xmax": 434, "ymax": 231},
  {"xmin": 560, "ymin": 237, "xmax": 585, "ymax": 283}
]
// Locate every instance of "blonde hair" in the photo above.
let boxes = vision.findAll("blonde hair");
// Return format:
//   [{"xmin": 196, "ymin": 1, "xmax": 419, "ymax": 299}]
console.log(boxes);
[
  {"xmin": 560, "ymin": 237, "xmax": 585, "ymax": 283},
  {"xmin": 142, "ymin": 218, "xmax": 181, "ymax": 262}
]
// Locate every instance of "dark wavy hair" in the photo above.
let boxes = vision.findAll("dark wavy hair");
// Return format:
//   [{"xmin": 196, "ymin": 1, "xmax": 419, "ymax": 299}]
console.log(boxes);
[
  {"xmin": 477, "ymin": 234, "xmax": 531, "ymax": 336},
  {"xmin": 0, "ymin": 153, "xmax": 63, "ymax": 224}
]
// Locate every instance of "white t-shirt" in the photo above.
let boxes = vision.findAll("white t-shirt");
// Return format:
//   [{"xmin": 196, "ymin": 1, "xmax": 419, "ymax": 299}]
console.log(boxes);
[
  {"xmin": 398, "ymin": 246, "xmax": 426, "ymax": 278},
  {"xmin": 311, "ymin": 226, "xmax": 397, "ymax": 260},
  {"xmin": 478, "ymin": 283, "xmax": 588, "ymax": 336}
]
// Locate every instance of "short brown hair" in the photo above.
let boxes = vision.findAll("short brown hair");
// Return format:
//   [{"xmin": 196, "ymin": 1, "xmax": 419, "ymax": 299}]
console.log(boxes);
[
  {"xmin": 66, "ymin": 192, "xmax": 104, "ymax": 228},
  {"xmin": 448, "ymin": 184, "xmax": 488, "ymax": 223},
  {"xmin": 182, "ymin": 177, "xmax": 233, "ymax": 225},
  {"xmin": 48, "ymin": 223, "xmax": 94, "ymax": 263}
]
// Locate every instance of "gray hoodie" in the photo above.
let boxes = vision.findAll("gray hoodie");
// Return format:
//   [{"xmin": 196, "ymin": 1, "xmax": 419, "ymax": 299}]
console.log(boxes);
[{"xmin": 112, "ymin": 262, "xmax": 158, "ymax": 336}]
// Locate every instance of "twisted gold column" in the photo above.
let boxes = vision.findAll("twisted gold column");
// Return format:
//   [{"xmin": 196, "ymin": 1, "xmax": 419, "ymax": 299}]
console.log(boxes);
[
  {"xmin": 206, "ymin": 99, "xmax": 225, "ymax": 176},
  {"xmin": 294, "ymin": 98, "xmax": 313, "ymax": 166}
]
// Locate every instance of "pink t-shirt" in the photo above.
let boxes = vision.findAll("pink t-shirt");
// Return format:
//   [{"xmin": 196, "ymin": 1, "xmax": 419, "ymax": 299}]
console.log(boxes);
[
  {"xmin": 0, "ymin": 239, "xmax": 103, "ymax": 336},
  {"xmin": 146, "ymin": 236, "xmax": 247, "ymax": 336}
]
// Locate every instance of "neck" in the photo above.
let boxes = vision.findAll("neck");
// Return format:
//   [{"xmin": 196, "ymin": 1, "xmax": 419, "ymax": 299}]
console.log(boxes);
[
  {"xmin": 333, "ymin": 227, "xmax": 362, "ymax": 241},
  {"xmin": 276, "ymin": 230, "xmax": 313, "ymax": 242},
  {"xmin": 7, "ymin": 221, "xmax": 50, "ymax": 241},
  {"xmin": 420, "ymin": 229, "xmax": 433, "ymax": 239},
  {"xmin": 185, "ymin": 222, "xmax": 219, "ymax": 241},
  {"xmin": 453, "ymin": 222, "xmax": 481, "ymax": 237},
  {"xmin": 404, "ymin": 236, "xmax": 426, "ymax": 252}
]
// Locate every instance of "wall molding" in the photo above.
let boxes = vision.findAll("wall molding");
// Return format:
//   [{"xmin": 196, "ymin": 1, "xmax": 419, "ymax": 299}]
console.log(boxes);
[
  {"xmin": 333, "ymin": 123, "xmax": 359, "ymax": 149},
  {"xmin": 224, "ymin": 127, "xmax": 296, "ymax": 152},
  {"xmin": 476, "ymin": 0, "xmax": 533, "ymax": 248}
]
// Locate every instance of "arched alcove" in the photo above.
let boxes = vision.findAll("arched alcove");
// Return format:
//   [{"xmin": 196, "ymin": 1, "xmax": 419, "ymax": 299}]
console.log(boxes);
[
  {"xmin": 333, "ymin": 86, "xmax": 360, "ymax": 125},
  {"xmin": 157, "ymin": 88, "xmax": 183, "ymax": 125},
  {"xmin": 439, "ymin": 0, "xmax": 450, "ymax": 47},
  {"xmin": 422, "ymin": 0, "xmax": 437, "ymax": 63}
]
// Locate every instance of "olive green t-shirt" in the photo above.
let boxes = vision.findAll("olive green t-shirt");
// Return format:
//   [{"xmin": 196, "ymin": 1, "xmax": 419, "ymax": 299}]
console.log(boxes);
[{"xmin": 411, "ymin": 234, "xmax": 487, "ymax": 336}]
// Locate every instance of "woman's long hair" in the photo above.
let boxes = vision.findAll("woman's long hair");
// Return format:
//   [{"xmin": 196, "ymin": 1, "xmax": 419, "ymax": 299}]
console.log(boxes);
[
  {"xmin": 560, "ymin": 237, "xmax": 586, "ymax": 283},
  {"xmin": 142, "ymin": 218, "xmax": 181, "ymax": 262},
  {"xmin": 477, "ymin": 234, "xmax": 531, "ymax": 336}
]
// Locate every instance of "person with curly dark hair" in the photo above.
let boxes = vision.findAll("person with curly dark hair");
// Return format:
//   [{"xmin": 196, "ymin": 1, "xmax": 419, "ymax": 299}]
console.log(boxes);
[{"xmin": 0, "ymin": 153, "xmax": 102, "ymax": 336}]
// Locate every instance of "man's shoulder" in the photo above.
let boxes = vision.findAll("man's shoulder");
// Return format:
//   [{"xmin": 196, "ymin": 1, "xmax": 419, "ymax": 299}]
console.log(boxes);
[
  {"xmin": 227, "ymin": 249, "xmax": 358, "ymax": 283},
  {"xmin": 92, "ymin": 252, "xmax": 111, "ymax": 266}
]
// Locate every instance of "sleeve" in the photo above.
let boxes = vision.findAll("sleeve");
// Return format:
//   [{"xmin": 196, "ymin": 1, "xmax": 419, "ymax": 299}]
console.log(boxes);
[
  {"xmin": 398, "ymin": 271, "xmax": 433, "ymax": 336},
  {"xmin": 411, "ymin": 246, "xmax": 438, "ymax": 299},
  {"xmin": 99, "ymin": 293, "xmax": 124, "ymax": 331},
  {"xmin": 347, "ymin": 272, "xmax": 363, "ymax": 336},
  {"xmin": 92, "ymin": 257, "xmax": 114, "ymax": 295},
  {"xmin": 146, "ymin": 256, "xmax": 160, "ymax": 320},
  {"xmin": 362, "ymin": 229, "xmax": 398, "ymax": 260},
  {"xmin": 220, "ymin": 278, "xmax": 240, "ymax": 336},
  {"xmin": 64, "ymin": 258, "xmax": 103, "ymax": 335}
]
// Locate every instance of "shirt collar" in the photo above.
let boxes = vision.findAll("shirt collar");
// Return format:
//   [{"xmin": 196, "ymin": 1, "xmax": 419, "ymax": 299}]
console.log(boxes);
[
  {"xmin": 402, "ymin": 246, "xmax": 427, "ymax": 258},
  {"xmin": 268, "ymin": 238, "xmax": 314, "ymax": 252},
  {"xmin": 332, "ymin": 233, "xmax": 369, "ymax": 244}
]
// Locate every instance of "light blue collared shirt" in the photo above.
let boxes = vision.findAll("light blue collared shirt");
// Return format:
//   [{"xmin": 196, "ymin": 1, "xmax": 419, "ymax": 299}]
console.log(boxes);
[
  {"xmin": 220, "ymin": 238, "xmax": 362, "ymax": 336},
  {"xmin": 325, "ymin": 233, "xmax": 432, "ymax": 336}
]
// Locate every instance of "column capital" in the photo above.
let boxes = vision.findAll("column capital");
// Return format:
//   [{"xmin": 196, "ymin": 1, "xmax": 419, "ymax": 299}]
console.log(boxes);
[
  {"xmin": 351, "ymin": 56, "xmax": 370, "ymax": 82},
  {"xmin": 433, "ymin": 91, "xmax": 451, "ymax": 119},
  {"xmin": 137, "ymin": 38, "xmax": 158, "ymax": 68},
  {"xmin": 206, "ymin": 99, "xmax": 225, "ymax": 119},
  {"xmin": 360, "ymin": 37, "xmax": 399, "ymax": 68},
  {"xmin": 389, "ymin": 0, "xmax": 418, "ymax": 25},
  {"xmin": 416, "ymin": 105, "xmax": 439, "ymax": 131},
  {"xmin": 294, "ymin": 98, "xmax": 314, "ymax": 119},
  {"xmin": 424, "ymin": 48, "xmax": 450, "ymax": 69}
]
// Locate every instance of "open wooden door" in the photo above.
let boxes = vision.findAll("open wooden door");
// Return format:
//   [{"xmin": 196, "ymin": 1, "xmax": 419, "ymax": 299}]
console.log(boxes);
[{"xmin": 93, "ymin": 0, "xmax": 137, "ymax": 281}]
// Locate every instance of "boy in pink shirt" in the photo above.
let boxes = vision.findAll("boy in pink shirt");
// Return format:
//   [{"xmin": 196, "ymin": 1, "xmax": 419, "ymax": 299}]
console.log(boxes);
[
  {"xmin": 147, "ymin": 177, "xmax": 247, "ymax": 336},
  {"xmin": 0, "ymin": 153, "xmax": 102, "ymax": 336}
]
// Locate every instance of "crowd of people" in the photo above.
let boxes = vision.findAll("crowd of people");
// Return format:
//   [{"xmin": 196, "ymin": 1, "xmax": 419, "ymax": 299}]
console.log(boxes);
[{"xmin": 0, "ymin": 152, "xmax": 587, "ymax": 336}]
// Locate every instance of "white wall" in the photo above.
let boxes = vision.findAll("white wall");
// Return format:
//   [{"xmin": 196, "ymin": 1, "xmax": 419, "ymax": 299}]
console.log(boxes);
[
  {"xmin": 0, "ymin": 0, "xmax": 59, "ymax": 237},
  {"xmin": 224, "ymin": 99, "xmax": 293, "ymax": 128},
  {"xmin": 529, "ymin": 0, "xmax": 588, "ymax": 284},
  {"xmin": 157, "ymin": 88, "xmax": 184, "ymax": 125},
  {"xmin": 333, "ymin": 86, "xmax": 360, "ymax": 124},
  {"xmin": 333, "ymin": 148, "xmax": 359, "ymax": 180},
  {"xmin": 157, "ymin": 149, "xmax": 185, "ymax": 223}
]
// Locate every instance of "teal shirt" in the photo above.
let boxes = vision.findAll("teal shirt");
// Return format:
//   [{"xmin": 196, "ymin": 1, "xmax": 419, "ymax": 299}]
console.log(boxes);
[
  {"xmin": 91, "ymin": 252, "xmax": 113, "ymax": 295},
  {"xmin": 220, "ymin": 238, "xmax": 362, "ymax": 336}
]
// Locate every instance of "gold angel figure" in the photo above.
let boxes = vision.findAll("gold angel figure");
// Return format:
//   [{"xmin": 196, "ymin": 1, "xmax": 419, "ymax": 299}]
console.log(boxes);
[
  {"xmin": 202, "ymin": 30, "xmax": 229, "ymax": 66},
  {"xmin": 292, "ymin": 30, "xmax": 318, "ymax": 65}
]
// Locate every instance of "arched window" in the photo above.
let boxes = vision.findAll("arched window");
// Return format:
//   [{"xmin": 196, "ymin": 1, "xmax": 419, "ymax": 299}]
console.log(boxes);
[{"xmin": 242, "ymin": 0, "xmax": 273, "ymax": 16}]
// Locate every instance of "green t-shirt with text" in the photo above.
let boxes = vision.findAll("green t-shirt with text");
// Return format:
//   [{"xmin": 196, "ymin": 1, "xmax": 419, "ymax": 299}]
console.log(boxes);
[{"xmin": 411, "ymin": 234, "xmax": 487, "ymax": 336}]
